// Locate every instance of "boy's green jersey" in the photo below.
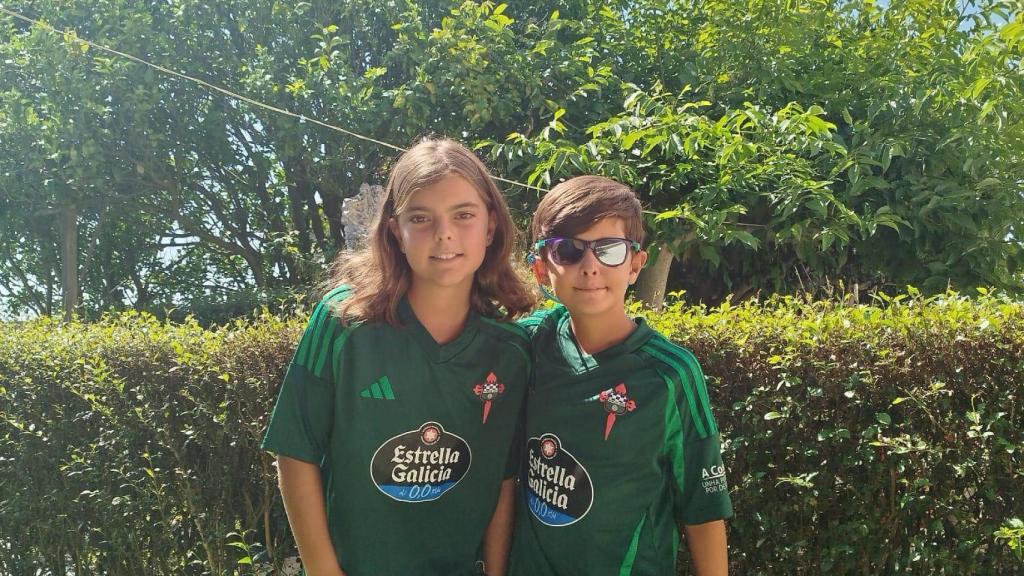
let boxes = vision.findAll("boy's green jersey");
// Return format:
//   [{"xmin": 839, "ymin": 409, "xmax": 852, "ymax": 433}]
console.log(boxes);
[
  {"xmin": 509, "ymin": 306, "xmax": 732, "ymax": 576},
  {"xmin": 262, "ymin": 287, "xmax": 529, "ymax": 576}
]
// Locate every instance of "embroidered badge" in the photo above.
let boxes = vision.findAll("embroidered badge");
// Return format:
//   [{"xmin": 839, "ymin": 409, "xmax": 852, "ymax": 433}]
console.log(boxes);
[
  {"xmin": 473, "ymin": 372, "xmax": 505, "ymax": 423},
  {"xmin": 598, "ymin": 383, "xmax": 637, "ymax": 440}
]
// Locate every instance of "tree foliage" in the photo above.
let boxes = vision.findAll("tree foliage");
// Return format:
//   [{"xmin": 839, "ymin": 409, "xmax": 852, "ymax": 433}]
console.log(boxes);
[{"xmin": 0, "ymin": 0, "xmax": 1021, "ymax": 316}]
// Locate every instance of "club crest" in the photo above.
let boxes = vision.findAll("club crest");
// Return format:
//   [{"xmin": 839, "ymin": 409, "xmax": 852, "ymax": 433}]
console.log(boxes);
[
  {"xmin": 473, "ymin": 372, "xmax": 505, "ymax": 423},
  {"xmin": 598, "ymin": 383, "xmax": 636, "ymax": 440}
]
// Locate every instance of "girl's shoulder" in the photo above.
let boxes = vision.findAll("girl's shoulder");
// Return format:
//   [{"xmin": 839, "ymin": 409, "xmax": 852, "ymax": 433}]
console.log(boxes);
[{"xmin": 478, "ymin": 315, "xmax": 530, "ymax": 346}]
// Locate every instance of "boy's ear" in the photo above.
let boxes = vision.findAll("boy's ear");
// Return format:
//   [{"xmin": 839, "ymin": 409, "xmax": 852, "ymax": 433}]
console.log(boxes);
[
  {"xmin": 628, "ymin": 249, "xmax": 648, "ymax": 285},
  {"xmin": 530, "ymin": 254, "xmax": 551, "ymax": 286}
]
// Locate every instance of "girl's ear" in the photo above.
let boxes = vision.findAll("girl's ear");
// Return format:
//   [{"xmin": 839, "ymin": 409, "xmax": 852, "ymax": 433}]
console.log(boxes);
[
  {"xmin": 388, "ymin": 217, "xmax": 404, "ymax": 253},
  {"xmin": 486, "ymin": 211, "xmax": 497, "ymax": 246}
]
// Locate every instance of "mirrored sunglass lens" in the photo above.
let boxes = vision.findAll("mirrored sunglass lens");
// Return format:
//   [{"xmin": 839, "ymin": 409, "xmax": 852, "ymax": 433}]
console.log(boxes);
[
  {"xmin": 593, "ymin": 240, "xmax": 628, "ymax": 265},
  {"xmin": 551, "ymin": 239, "xmax": 585, "ymax": 263}
]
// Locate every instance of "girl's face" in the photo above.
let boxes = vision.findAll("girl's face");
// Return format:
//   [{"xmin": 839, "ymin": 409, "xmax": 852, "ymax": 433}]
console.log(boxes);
[{"xmin": 390, "ymin": 174, "xmax": 496, "ymax": 294}]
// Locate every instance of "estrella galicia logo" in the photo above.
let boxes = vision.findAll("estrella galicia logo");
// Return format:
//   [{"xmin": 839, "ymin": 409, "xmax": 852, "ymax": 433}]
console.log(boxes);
[
  {"xmin": 370, "ymin": 422, "xmax": 471, "ymax": 503},
  {"xmin": 525, "ymin": 434, "xmax": 593, "ymax": 526}
]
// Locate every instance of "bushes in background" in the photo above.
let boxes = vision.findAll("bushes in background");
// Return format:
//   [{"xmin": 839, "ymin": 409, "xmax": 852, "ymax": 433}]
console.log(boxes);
[{"xmin": 1, "ymin": 291, "xmax": 1021, "ymax": 575}]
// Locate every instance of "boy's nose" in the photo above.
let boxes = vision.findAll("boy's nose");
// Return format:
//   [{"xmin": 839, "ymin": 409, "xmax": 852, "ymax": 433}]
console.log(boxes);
[{"xmin": 578, "ymin": 250, "xmax": 600, "ymax": 275}]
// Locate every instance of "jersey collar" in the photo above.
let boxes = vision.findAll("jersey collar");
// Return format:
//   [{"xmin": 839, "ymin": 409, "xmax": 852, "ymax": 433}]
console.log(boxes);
[
  {"xmin": 554, "ymin": 307, "xmax": 655, "ymax": 374},
  {"xmin": 397, "ymin": 297, "xmax": 481, "ymax": 363}
]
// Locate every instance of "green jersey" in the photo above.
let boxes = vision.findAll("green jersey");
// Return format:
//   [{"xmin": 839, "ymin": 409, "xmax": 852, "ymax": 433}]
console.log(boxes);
[
  {"xmin": 262, "ymin": 287, "xmax": 529, "ymax": 576},
  {"xmin": 509, "ymin": 306, "xmax": 732, "ymax": 576}
]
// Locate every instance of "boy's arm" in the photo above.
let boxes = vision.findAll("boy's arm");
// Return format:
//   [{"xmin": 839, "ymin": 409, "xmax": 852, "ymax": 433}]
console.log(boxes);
[
  {"xmin": 481, "ymin": 478, "xmax": 516, "ymax": 576},
  {"xmin": 683, "ymin": 519, "xmax": 728, "ymax": 576},
  {"xmin": 277, "ymin": 456, "xmax": 346, "ymax": 576}
]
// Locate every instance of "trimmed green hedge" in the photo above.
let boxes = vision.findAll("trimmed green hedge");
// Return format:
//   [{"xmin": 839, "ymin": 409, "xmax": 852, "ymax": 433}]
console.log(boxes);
[{"xmin": 1, "ymin": 292, "xmax": 1022, "ymax": 575}]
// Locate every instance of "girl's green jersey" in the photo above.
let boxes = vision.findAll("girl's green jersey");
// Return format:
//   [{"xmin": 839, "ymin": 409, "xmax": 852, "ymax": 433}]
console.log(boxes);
[
  {"xmin": 510, "ymin": 306, "xmax": 733, "ymax": 576},
  {"xmin": 263, "ymin": 287, "xmax": 529, "ymax": 576}
]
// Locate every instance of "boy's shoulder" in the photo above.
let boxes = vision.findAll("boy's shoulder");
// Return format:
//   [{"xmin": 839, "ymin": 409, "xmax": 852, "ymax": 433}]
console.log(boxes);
[
  {"xmin": 634, "ymin": 322, "xmax": 704, "ymax": 374},
  {"xmin": 515, "ymin": 304, "xmax": 566, "ymax": 338}
]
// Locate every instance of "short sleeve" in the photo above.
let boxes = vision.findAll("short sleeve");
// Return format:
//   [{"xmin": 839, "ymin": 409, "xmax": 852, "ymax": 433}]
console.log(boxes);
[
  {"xmin": 261, "ymin": 287, "xmax": 352, "ymax": 464},
  {"xmin": 676, "ymin": 434, "xmax": 733, "ymax": 525},
  {"xmin": 648, "ymin": 340, "xmax": 734, "ymax": 525}
]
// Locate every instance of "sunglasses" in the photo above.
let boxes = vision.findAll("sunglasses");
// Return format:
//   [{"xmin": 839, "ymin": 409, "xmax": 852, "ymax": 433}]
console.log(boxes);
[{"xmin": 534, "ymin": 237, "xmax": 641, "ymax": 267}]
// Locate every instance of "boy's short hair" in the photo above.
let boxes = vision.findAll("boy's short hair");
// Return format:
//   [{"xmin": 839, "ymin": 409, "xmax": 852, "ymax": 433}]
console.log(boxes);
[{"xmin": 530, "ymin": 176, "xmax": 646, "ymax": 245}]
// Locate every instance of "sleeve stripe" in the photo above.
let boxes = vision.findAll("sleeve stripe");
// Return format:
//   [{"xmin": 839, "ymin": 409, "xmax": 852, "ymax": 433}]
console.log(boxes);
[
  {"xmin": 331, "ymin": 325, "xmax": 357, "ymax": 382},
  {"xmin": 297, "ymin": 287, "xmax": 351, "ymax": 372},
  {"xmin": 649, "ymin": 338, "xmax": 718, "ymax": 435},
  {"xmin": 296, "ymin": 302, "xmax": 329, "ymax": 368},
  {"xmin": 312, "ymin": 319, "xmax": 339, "ymax": 379},
  {"xmin": 654, "ymin": 365, "xmax": 687, "ymax": 494},
  {"xmin": 641, "ymin": 344, "xmax": 711, "ymax": 439}
]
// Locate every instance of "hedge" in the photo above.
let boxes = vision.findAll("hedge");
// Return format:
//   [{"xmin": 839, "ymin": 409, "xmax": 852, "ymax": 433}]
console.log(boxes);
[{"xmin": 1, "ymin": 291, "xmax": 1022, "ymax": 575}]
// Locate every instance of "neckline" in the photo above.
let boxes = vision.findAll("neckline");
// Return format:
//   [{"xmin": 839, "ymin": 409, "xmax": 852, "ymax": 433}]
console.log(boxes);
[
  {"xmin": 397, "ymin": 297, "xmax": 480, "ymax": 363},
  {"xmin": 554, "ymin": 307, "xmax": 653, "ymax": 374}
]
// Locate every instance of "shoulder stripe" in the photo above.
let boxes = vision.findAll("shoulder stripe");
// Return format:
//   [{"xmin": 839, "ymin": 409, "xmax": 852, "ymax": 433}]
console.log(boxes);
[
  {"xmin": 312, "ymin": 319, "xmax": 339, "ymax": 379},
  {"xmin": 641, "ymin": 343, "xmax": 711, "ymax": 438},
  {"xmin": 654, "ymin": 365, "xmax": 686, "ymax": 493},
  {"xmin": 296, "ymin": 300, "xmax": 329, "ymax": 368},
  {"xmin": 325, "ymin": 284, "xmax": 353, "ymax": 300},
  {"xmin": 297, "ymin": 288, "xmax": 351, "ymax": 373},
  {"xmin": 331, "ymin": 325, "xmax": 358, "ymax": 382},
  {"xmin": 648, "ymin": 338, "xmax": 718, "ymax": 435}
]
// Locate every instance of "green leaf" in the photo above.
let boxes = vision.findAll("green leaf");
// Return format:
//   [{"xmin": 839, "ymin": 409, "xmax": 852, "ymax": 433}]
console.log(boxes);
[{"xmin": 731, "ymin": 230, "xmax": 760, "ymax": 249}]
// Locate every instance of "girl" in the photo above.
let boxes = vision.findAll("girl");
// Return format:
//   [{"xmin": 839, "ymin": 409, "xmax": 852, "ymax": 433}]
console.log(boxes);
[{"xmin": 262, "ymin": 138, "xmax": 535, "ymax": 576}]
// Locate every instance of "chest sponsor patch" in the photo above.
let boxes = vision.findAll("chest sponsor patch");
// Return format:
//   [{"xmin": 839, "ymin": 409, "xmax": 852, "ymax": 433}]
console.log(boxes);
[
  {"xmin": 525, "ymin": 434, "xmax": 594, "ymax": 526},
  {"xmin": 370, "ymin": 422, "xmax": 471, "ymax": 502}
]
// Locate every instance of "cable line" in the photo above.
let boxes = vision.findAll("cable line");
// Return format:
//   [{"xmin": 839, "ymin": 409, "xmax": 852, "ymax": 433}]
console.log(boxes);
[{"xmin": 0, "ymin": 5, "xmax": 548, "ymax": 192}]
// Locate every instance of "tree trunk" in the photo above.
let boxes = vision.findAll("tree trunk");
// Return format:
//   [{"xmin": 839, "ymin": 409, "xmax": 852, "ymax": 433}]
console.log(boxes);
[
  {"xmin": 635, "ymin": 243, "xmax": 673, "ymax": 311},
  {"xmin": 61, "ymin": 203, "xmax": 79, "ymax": 321}
]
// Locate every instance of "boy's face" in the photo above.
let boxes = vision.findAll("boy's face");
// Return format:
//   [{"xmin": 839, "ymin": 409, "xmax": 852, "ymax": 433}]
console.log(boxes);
[{"xmin": 532, "ymin": 217, "xmax": 647, "ymax": 322}]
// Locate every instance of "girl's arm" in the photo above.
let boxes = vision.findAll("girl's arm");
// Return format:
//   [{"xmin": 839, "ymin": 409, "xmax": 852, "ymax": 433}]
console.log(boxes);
[
  {"xmin": 481, "ymin": 478, "xmax": 516, "ymax": 576},
  {"xmin": 683, "ymin": 519, "xmax": 728, "ymax": 576},
  {"xmin": 277, "ymin": 455, "xmax": 347, "ymax": 576}
]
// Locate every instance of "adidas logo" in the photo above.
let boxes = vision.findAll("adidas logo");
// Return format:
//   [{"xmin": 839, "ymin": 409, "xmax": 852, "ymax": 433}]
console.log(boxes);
[{"xmin": 360, "ymin": 376, "xmax": 395, "ymax": 400}]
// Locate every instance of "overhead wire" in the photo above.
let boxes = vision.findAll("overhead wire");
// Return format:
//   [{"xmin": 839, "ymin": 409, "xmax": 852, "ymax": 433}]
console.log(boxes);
[{"xmin": 0, "ymin": 5, "xmax": 549, "ymax": 192}]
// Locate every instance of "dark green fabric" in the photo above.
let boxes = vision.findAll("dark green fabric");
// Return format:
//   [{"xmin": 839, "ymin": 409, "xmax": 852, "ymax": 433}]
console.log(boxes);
[
  {"xmin": 510, "ymin": 306, "xmax": 732, "ymax": 576},
  {"xmin": 263, "ymin": 288, "xmax": 529, "ymax": 576}
]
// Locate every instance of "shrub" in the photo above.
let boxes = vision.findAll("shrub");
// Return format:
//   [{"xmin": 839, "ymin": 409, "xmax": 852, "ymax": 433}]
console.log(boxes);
[{"xmin": 0, "ymin": 291, "xmax": 1021, "ymax": 574}]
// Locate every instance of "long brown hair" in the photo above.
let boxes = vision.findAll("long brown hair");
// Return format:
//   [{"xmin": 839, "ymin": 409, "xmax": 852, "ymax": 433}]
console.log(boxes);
[{"xmin": 328, "ymin": 137, "xmax": 535, "ymax": 325}]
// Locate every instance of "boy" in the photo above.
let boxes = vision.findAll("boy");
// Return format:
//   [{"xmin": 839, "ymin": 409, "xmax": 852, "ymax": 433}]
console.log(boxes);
[{"xmin": 509, "ymin": 176, "xmax": 732, "ymax": 575}]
